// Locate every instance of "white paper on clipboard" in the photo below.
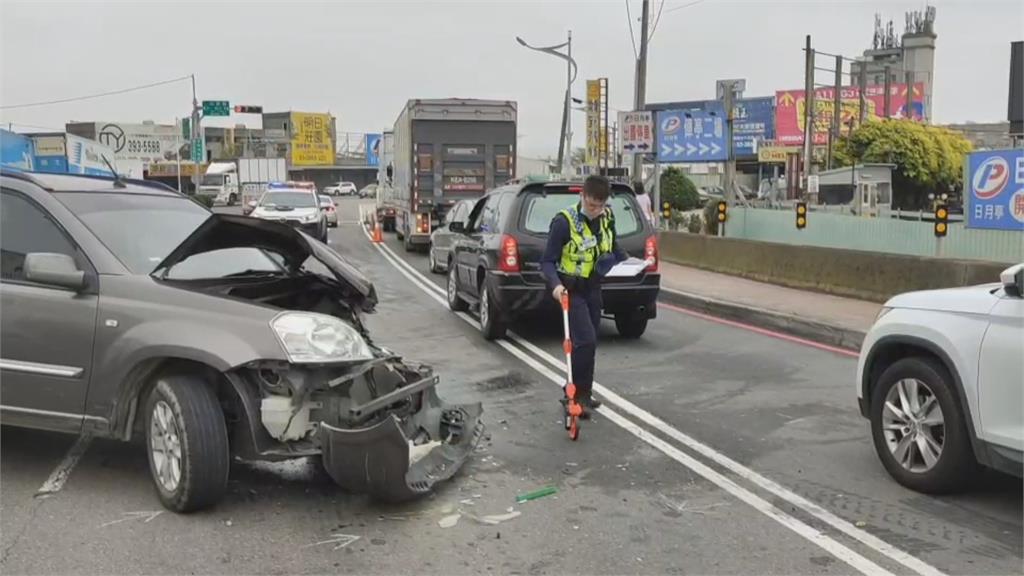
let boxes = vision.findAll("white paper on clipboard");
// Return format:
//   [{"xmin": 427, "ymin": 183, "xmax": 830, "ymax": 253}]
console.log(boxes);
[{"xmin": 606, "ymin": 257, "xmax": 651, "ymax": 278}]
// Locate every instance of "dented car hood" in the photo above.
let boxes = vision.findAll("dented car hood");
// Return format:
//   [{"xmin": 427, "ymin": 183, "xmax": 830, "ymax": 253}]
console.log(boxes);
[{"xmin": 153, "ymin": 213, "xmax": 378, "ymax": 310}]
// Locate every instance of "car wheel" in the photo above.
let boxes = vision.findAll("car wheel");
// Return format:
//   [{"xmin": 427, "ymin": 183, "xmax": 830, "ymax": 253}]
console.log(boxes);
[
  {"xmin": 429, "ymin": 246, "xmax": 442, "ymax": 274},
  {"xmin": 479, "ymin": 277, "xmax": 506, "ymax": 340},
  {"xmin": 403, "ymin": 232, "xmax": 415, "ymax": 252},
  {"xmin": 614, "ymin": 311, "xmax": 649, "ymax": 339},
  {"xmin": 144, "ymin": 373, "xmax": 229, "ymax": 512},
  {"xmin": 870, "ymin": 357, "xmax": 975, "ymax": 494},
  {"xmin": 447, "ymin": 264, "xmax": 468, "ymax": 312},
  {"xmin": 228, "ymin": 193, "xmax": 238, "ymax": 206}
]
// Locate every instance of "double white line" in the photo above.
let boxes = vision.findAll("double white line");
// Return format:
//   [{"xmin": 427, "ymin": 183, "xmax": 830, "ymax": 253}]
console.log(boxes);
[{"xmin": 354, "ymin": 207, "xmax": 944, "ymax": 576}]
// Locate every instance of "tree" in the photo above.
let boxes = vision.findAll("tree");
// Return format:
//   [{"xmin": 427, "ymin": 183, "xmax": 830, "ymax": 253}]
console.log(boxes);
[
  {"xmin": 835, "ymin": 119, "xmax": 973, "ymax": 209},
  {"xmin": 659, "ymin": 166, "xmax": 701, "ymax": 212}
]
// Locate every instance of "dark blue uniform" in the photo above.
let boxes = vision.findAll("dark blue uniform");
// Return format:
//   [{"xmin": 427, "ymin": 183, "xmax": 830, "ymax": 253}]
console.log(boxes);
[{"xmin": 540, "ymin": 207, "xmax": 628, "ymax": 402}]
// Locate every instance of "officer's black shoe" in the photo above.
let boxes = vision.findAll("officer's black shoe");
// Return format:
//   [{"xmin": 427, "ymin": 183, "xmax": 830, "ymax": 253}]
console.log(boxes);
[{"xmin": 579, "ymin": 395, "xmax": 602, "ymax": 418}]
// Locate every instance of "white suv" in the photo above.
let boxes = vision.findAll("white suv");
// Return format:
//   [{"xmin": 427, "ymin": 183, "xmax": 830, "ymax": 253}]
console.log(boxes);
[{"xmin": 857, "ymin": 263, "xmax": 1023, "ymax": 493}]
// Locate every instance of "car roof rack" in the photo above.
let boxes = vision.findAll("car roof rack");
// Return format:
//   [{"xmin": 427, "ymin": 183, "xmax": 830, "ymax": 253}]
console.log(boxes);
[{"xmin": 0, "ymin": 167, "xmax": 183, "ymax": 195}]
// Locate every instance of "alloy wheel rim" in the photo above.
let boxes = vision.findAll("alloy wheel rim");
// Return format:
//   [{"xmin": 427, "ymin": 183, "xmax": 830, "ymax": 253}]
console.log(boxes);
[
  {"xmin": 448, "ymin": 269, "xmax": 457, "ymax": 305},
  {"xmin": 480, "ymin": 288, "xmax": 489, "ymax": 327},
  {"xmin": 150, "ymin": 400, "xmax": 183, "ymax": 492},
  {"xmin": 882, "ymin": 378, "xmax": 945, "ymax": 473}
]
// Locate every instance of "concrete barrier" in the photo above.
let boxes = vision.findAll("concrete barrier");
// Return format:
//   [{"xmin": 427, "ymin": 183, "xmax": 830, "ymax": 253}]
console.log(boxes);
[{"xmin": 658, "ymin": 232, "xmax": 1012, "ymax": 303}]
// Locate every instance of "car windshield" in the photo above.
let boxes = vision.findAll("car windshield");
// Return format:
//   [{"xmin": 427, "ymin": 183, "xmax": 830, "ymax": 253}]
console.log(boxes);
[
  {"xmin": 521, "ymin": 192, "xmax": 641, "ymax": 237},
  {"xmin": 260, "ymin": 191, "xmax": 316, "ymax": 208},
  {"xmin": 319, "ymin": 196, "xmax": 333, "ymax": 206},
  {"xmin": 55, "ymin": 193, "xmax": 212, "ymax": 273}
]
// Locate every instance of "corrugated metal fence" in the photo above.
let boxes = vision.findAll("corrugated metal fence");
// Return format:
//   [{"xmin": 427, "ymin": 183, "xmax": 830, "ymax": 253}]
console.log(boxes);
[{"xmin": 726, "ymin": 207, "xmax": 1024, "ymax": 264}]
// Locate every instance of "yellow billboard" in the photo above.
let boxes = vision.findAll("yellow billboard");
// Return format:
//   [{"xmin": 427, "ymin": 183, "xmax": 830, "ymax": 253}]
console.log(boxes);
[
  {"xmin": 585, "ymin": 80, "xmax": 602, "ymax": 167},
  {"xmin": 290, "ymin": 112, "xmax": 334, "ymax": 166}
]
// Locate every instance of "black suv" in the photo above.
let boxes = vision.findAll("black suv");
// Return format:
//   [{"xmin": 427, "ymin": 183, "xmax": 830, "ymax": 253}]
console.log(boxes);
[{"xmin": 444, "ymin": 181, "xmax": 660, "ymax": 340}]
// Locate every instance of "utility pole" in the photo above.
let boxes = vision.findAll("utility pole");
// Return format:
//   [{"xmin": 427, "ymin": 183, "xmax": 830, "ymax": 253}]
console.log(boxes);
[
  {"xmin": 858, "ymin": 64, "xmax": 867, "ymax": 125},
  {"xmin": 883, "ymin": 65, "xmax": 892, "ymax": 118},
  {"xmin": 723, "ymin": 80, "xmax": 736, "ymax": 205},
  {"xmin": 565, "ymin": 30, "xmax": 573, "ymax": 177},
  {"xmin": 802, "ymin": 35, "xmax": 814, "ymax": 198},
  {"xmin": 905, "ymin": 70, "xmax": 915, "ymax": 116},
  {"xmin": 831, "ymin": 55, "xmax": 842, "ymax": 170},
  {"xmin": 632, "ymin": 0, "xmax": 650, "ymax": 183},
  {"xmin": 190, "ymin": 74, "xmax": 201, "ymax": 195}
]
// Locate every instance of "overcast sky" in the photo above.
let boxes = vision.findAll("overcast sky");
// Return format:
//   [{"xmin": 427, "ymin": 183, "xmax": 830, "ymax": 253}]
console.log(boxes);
[{"xmin": 2, "ymin": 0, "xmax": 1021, "ymax": 157}]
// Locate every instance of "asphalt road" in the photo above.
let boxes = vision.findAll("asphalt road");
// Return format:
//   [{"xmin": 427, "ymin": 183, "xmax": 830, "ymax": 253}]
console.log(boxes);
[{"xmin": 2, "ymin": 197, "xmax": 1020, "ymax": 575}]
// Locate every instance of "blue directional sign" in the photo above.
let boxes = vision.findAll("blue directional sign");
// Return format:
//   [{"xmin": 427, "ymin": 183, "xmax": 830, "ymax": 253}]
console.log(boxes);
[
  {"xmin": 966, "ymin": 148, "xmax": 1024, "ymax": 230},
  {"xmin": 656, "ymin": 102, "xmax": 728, "ymax": 163},
  {"xmin": 732, "ymin": 97, "xmax": 774, "ymax": 157}
]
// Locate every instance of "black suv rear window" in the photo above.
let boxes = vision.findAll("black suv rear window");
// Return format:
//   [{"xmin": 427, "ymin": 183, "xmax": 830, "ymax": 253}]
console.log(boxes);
[{"xmin": 521, "ymin": 192, "xmax": 642, "ymax": 236}]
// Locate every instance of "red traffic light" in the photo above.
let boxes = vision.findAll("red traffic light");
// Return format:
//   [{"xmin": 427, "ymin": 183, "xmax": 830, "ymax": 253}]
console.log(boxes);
[{"xmin": 233, "ymin": 105, "xmax": 263, "ymax": 114}]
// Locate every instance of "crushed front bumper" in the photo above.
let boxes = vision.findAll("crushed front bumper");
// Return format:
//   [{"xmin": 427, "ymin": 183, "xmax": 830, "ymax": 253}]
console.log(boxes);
[{"xmin": 318, "ymin": 386, "xmax": 484, "ymax": 502}]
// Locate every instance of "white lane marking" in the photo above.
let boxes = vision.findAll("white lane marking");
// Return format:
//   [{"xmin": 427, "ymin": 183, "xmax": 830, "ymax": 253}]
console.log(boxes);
[
  {"xmin": 359, "ymin": 222, "xmax": 900, "ymax": 576},
  {"xmin": 35, "ymin": 434, "xmax": 92, "ymax": 497},
  {"xmin": 361, "ymin": 225, "xmax": 944, "ymax": 576}
]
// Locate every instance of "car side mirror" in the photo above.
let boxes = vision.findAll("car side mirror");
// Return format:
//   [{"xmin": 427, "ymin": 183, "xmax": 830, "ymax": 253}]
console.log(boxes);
[
  {"xmin": 24, "ymin": 253, "xmax": 85, "ymax": 291},
  {"xmin": 1000, "ymin": 263, "xmax": 1024, "ymax": 298},
  {"xmin": 449, "ymin": 221, "xmax": 465, "ymax": 234}
]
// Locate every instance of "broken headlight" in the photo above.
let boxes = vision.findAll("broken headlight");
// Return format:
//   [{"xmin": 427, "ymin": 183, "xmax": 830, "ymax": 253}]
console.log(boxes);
[{"xmin": 271, "ymin": 312, "xmax": 373, "ymax": 364}]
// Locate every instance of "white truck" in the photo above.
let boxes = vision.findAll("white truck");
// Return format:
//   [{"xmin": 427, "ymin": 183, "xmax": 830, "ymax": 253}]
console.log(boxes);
[{"xmin": 197, "ymin": 158, "xmax": 287, "ymax": 206}]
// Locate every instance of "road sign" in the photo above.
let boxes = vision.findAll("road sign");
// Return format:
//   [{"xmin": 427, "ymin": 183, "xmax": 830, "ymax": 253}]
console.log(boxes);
[
  {"xmin": 202, "ymin": 100, "xmax": 230, "ymax": 117},
  {"xmin": 732, "ymin": 97, "xmax": 774, "ymax": 157},
  {"xmin": 966, "ymin": 148, "xmax": 1024, "ymax": 230},
  {"xmin": 191, "ymin": 138, "xmax": 204, "ymax": 163},
  {"xmin": 618, "ymin": 111, "xmax": 653, "ymax": 154},
  {"xmin": 656, "ymin": 103, "xmax": 728, "ymax": 163}
]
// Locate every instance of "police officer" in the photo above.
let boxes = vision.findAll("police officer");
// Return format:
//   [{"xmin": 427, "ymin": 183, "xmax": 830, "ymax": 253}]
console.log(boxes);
[{"xmin": 540, "ymin": 175, "xmax": 629, "ymax": 417}]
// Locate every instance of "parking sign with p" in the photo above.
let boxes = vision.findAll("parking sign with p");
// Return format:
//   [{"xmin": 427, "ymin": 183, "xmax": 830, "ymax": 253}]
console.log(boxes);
[{"xmin": 966, "ymin": 149, "xmax": 1024, "ymax": 231}]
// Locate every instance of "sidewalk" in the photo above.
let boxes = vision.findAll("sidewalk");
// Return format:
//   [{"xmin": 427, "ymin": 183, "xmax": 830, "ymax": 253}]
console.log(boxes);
[{"xmin": 657, "ymin": 262, "xmax": 881, "ymax": 351}]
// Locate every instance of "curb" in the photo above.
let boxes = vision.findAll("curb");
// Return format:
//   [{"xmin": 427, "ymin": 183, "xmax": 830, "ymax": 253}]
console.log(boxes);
[{"xmin": 658, "ymin": 288, "xmax": 867, "ymax": 352}]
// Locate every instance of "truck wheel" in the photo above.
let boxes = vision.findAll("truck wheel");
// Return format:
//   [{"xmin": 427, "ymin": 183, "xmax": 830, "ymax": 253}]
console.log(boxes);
[
  {"xmin": 403, "ymin": 233, "xmax": 415, "ymax": 252},
  {"xmin": 479, "ymin": 278, "xmax": 506, "ymax": 340},
  {"xmin": 228, "ymin": 193, "xmax": 237, "ymax": 206},
  {"xmin": 614, "ymin": 312, "xmax": 648, "ymax": 339},
  {"xmin": 144, "ymin": 373, "xmax": 229, "ymax": 513},
  {"xmin": 447, "ymin": 265, "xmax": 468, "ymax": 312},
  {"xmin": 870, "ymin": 357, "xmax": 975, "ymax": 494}
]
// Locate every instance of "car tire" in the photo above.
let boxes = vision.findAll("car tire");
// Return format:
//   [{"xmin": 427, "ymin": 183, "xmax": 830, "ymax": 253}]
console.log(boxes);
[
  {"xmin": 144, "ymin": 373, "xmax": 230, "ymax": 513},
  {"xmin": 614, "ymin": 311, "xmax": 649, "ymax": 339},
  {"xmin": 869, "ymin": 356, "xmax": 975, "ymax": 494},
  {"xmin": 403, "ymin": 232, "xmax": 415, "ymax": 252},
  {"xmin": 447, "ymin": 264, "xmax": 468, "ymax": 312},
  {"xmin": 429, "ymin": 245, "xmax": 442, "ymax": 274},
  {"xmin": 479, "ymin": 277, "xmax": 506, "ymax": 340}
]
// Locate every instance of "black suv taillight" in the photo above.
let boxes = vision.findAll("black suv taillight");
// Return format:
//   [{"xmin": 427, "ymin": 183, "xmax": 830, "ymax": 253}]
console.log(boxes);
[{"xmin": 498, "ymin": 235, "xmax": 520, "ymax": 273}]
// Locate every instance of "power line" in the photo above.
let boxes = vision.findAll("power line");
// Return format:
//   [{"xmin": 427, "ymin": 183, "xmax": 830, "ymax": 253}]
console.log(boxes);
[
  {"xmin": 666, "ymin": 0, "xmax": 709, "ymax": 14},
  {"xmin": 648, "ymin": 0, "xmax": 667, "ymax": 41},
  {"xmin": 0, "ymin": 75, "xmax": 192, "ymax": 110},
  {"xmin": 625, "ymin": 0, "xmax": 639, "ymax": 60}
]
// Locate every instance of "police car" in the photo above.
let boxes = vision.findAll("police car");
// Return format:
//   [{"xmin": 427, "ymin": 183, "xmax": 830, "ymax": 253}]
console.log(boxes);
[{"xmin": 248, "ymin": 182, "xmax": 328, "ymax": 242}]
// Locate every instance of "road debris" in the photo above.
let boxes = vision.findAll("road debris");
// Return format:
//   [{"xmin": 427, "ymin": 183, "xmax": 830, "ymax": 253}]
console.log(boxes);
[
  {"xmin": 467, "ymin": 510, "xmax": 522, "ymax": 525},
  {"xmin": 855, "ymin": 521, "xmax": 867, "ymax": 528},
  {"xmin": 303, "ymin": 534, "xmax": 361, "ymax": 551},
  {"xmin": 438, "ymin": 513, "xmax": 461, "ymax": 528},
  {"xmin": 97, "ymin": 510, "xmax": 163, "ymax": 528},
  {"xmin": 516, "ymin": 486, "xmax": 557, "ymax": 503}
]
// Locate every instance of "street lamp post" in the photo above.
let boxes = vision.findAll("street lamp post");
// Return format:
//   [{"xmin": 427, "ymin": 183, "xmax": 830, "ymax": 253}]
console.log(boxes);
[{"xmin": 516, "ymin": 32, "xmax": 577, "ymax": 177}]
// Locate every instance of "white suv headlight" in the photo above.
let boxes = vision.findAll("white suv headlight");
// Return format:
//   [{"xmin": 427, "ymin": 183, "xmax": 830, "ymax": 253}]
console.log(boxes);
[
  {"xmin": 271, "ymin": 312, "xmax": 373, "ymax": 363},
  {"xmin": 301, "ymin": 212, "xmax": 320, "ymax": 223}
]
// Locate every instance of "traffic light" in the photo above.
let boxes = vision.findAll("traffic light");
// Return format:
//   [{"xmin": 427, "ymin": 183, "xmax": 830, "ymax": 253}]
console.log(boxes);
[
  {"xmin": 796, "ymin": 201, "xmax": 807, "ymax": 229},
  {"xmin": 233, "ymin": 105, "xmax": 263, "ymax": 114},
  {"xmin": 716, "ymin": 201, "xmax": 727, "ymax": 223},
  {"xmin": 934, "ymin": 204, "xmax": 948, "ymax": 237},
  {"xmin": 662, "ymin": 201, "xmax": 671, "ymax": 220}
]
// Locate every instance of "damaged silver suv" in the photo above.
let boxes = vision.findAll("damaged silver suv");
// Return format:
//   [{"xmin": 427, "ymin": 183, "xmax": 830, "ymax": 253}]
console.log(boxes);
[{"xmin": 0, "ymin": 170, "xmax": 483, "ymax": 512}]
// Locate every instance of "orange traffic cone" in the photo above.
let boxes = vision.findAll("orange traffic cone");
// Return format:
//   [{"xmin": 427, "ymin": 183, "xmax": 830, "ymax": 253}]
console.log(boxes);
[{"xmin": 372, "ymin": 221, "xmax": 383, "ymax": 243}]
